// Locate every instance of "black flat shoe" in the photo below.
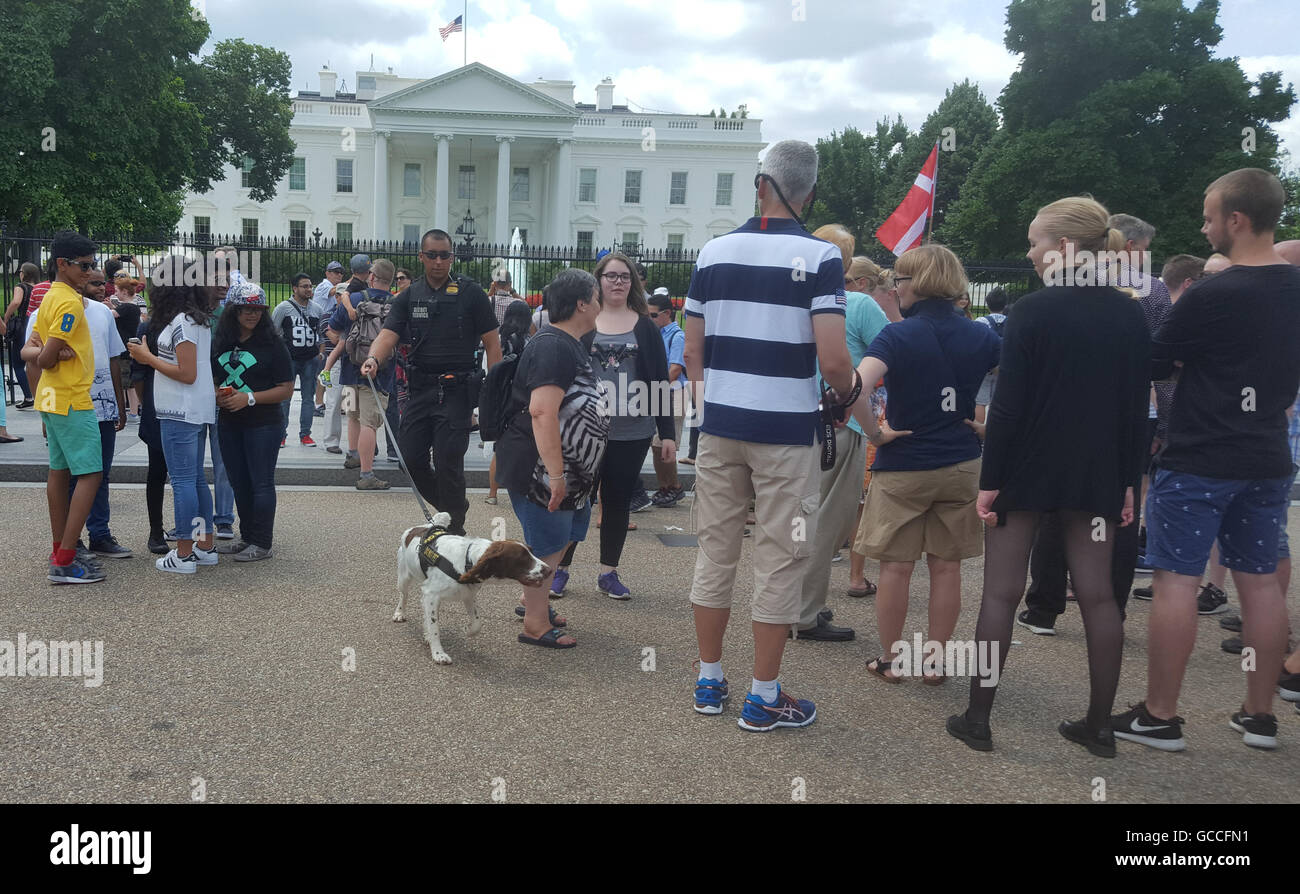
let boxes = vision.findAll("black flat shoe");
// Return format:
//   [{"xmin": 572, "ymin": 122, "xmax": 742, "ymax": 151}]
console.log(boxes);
[
  {"xmin": 789, "ymin": 618, "xmax": 855, "ymax": 642},
  {"xmin": 1058, "ymin": 720, "xmax": 1116, "ymax": 758},
  {"xmin": 947, "ymin": 712, "xmax": 993, "ymax": 752},
  {"xmin": 147, "ymin": 535, "xmax": 168, "ymax": 555}
]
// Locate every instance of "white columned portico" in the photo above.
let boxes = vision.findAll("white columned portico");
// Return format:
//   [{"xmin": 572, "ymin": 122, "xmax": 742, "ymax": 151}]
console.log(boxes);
[
  {"xmin": 495, "ymin": 136, "xmax": 514, "ymax": 245},
  {"xmin": 549, "ymin": 137, "xmax": 573, "ymax": 244},
  {"xmin": 373, "ymin": 130, "xmax": 390, "ymax": 241},
  {"xmin": 434, "ymin": 133, "xmax": 452, "ymax": 232}
]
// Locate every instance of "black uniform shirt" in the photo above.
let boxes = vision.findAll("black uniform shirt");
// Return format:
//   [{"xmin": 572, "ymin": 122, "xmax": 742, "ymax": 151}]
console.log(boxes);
[{"xmin": 383, "ymin": 274, "xmax": 496, "ymax": 374}]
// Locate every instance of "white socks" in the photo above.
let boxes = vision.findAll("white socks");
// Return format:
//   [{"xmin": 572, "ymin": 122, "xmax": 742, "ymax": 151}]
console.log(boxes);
[
  {"xmin": 698, "ymin": 660, "xmax": 723, "ymax": 683},
  {"xmin": 750, "ymin": 678, "xmax": 779, "ymax": 704}
]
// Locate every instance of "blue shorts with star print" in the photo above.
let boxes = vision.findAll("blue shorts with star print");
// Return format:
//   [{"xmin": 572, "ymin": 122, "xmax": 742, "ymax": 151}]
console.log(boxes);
[{"xmin": 1145, "ymin": 468, "xmax": 1293, "ymax": 577}]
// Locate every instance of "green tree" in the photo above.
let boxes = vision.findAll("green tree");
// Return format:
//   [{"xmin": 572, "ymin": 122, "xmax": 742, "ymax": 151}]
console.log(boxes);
[
  {"xmin": 945, "ymin": 0, "xmax": 1295, "ymax": 260},
  {"xmin": 877, "ymin": 80, "xmax": 999, "ymax": 253},
  {"xmin": 0, "ymin": 1, "xmax": 294, "ymax": 233},
  {"xmin": 806, "ymin": 116, "xmax": 910, "ymax": 248}
]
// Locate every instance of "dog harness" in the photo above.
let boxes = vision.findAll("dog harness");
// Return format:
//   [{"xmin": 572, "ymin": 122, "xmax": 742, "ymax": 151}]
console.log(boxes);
[{"xmin": 418, "ymin": 527, "xmax": 461, "ymax": 580}]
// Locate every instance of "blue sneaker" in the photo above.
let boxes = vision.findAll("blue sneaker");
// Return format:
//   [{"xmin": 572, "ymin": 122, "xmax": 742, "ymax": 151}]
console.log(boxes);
[
  {"xmin": 694, "ymin": 677, "xmax": 729, "ymax": 715},
  {"xmin": 548, "ymin": 566, "xmax": 569, "ymax": 598},
  {"xmin": 48, "ymin": 557, "xmax": 107, "ymax": 585},
  {"xmin": 598, "ymin": 570, "xmax": 632, "ymax": 600},
  {"xmin": 738, "ymin": 685, "xmax": 816, "ymax": 732}
]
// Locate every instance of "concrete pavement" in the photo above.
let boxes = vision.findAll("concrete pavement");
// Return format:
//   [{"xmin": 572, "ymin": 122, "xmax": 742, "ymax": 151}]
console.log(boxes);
[{"xmin": 1, "ymin": 483, "xmax": 1297, "ymax": 803}]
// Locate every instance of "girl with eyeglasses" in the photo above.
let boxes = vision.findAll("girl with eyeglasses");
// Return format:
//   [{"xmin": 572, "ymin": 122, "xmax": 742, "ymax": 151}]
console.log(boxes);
[{"xmin": 546, "ymin": 252, "xmax": 677, "ymax": 602}]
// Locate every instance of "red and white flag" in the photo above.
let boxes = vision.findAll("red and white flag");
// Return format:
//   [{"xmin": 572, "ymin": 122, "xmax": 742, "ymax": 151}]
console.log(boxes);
[{"xmin": 875, "ymin": 143, "xmax": 938, "ymax": 256}]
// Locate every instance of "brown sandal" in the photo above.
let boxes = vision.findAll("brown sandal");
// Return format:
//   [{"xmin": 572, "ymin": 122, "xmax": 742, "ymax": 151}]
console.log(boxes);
[
  {"xmin": 846, "ymin": 581, "xmax": 877, "ymax": 598},
  {"xmin": 867, "ymin": 656, "xmax": 902, "ymax": 683},
  {"xmin": 921, "ymin": 673, "xmax": 948, "ymax": 686}
]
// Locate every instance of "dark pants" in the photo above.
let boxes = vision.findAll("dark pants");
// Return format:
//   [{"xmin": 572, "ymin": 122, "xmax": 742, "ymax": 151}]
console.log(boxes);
[
  {"xmin": 561, "ymin": 437, "xmax": 652, "ymax": 568},
  {"xmin": 70, "ymin": 420, "xmax": 116, "ymax": 542},
  {"xmin": 146, "ymin": 442, "xmax": 168, "ymax": 539},
  {"xmin": 400, "ymin": 381, "xmax": 471, "ymax": 534},
  {"xmin": 384, "ymin": 385, "xmax": 402, "ymax": 458},
  {"xmin": 219, "ymin": 421, "xmax": 281, "ymax": 549},
  {"xmin": 281, "ymin": 356, "xmax": 318, "ymax": 440},
  {"xmin": 7, "ymin": 336, "xmax": 31, "ymax": 400},
  {"xmin": 1024, "ymin": 497, "xmax": 1141, "ymax": 620}
]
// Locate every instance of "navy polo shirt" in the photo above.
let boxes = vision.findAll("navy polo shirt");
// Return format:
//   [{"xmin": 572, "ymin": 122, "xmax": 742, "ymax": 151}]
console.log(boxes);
[{"xmin": 866, "ymin": 298, "xmax": 1000, "ymax": 472}]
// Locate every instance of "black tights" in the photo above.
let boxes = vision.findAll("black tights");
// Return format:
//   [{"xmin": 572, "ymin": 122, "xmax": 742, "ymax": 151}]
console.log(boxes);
[
  {"xmin": 146, "ymin": 442, "xmax": 168, "ymax": 539},
  {"xmin": 967, "ymin": 511, "xmax": 1124, "ymax": 732},
  {"xmin": 560, "ymin": 437, "xmax": 651, "ymax": 569}
]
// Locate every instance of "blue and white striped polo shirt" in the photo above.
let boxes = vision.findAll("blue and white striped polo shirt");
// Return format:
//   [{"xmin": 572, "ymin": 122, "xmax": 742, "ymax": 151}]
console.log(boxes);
[{"xmin": 684, "ymin": 217, "xmax": 846, "ymax": 446}]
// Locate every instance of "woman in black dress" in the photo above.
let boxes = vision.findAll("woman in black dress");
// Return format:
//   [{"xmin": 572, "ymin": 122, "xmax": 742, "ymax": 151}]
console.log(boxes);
[{"xmin": 948, "ymin": 196, "xmax": 1151, "ymax": 757}]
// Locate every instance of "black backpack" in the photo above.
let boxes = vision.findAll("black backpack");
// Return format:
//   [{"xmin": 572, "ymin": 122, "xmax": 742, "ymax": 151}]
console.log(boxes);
[{"xmin": 477, "ymin": 350, "xmax": 521, "ymax": 442}]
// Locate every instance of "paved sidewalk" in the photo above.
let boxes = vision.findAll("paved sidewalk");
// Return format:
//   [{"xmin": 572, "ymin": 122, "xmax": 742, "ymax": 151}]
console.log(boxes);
[{"xmin": 1, "ymin": 484, "xmax": 1296, "ymax": 803}]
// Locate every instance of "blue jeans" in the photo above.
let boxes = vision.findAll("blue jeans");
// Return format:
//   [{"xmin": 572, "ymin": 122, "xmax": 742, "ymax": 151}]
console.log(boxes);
[
  {"xmin": 69, "ymin": 420, "xmax": 116, "ymax": 541},
  {"xmin": 219, "ymin": 421, "xmax": 281, "ymax": 549},
  {"xmin": 160, "ymin": 420, "xmax": 214, "ymax": 540},
  {"xmin": 281, "ymin": 356, "xmax": 318, "ymax": 440},
  {"xmin": 208, "ymin": 420, "xmax": 235, "ymax": 527}
]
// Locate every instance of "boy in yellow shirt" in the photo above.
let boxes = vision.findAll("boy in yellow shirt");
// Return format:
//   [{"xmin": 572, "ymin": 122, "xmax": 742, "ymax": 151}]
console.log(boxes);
[{"xmin": 33, "ymin": 231, "xmax": 106, "ymax": 584}]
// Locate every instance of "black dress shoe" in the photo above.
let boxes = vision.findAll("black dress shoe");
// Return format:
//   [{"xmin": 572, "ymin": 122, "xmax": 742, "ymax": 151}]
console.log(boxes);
[
  {"xmin": 1222, "ymin": 636, "xmax": 1243, "ymax": 655},
  {"xmin": 947, "ymin": 712, "xmax": 992, "ymax": 752},
  {"xmin": 1058, "ymin": 719, "xmax": 1116, "ymax": 757},
  {"xmin": 790, "ymin": 617, "xmax": 855, "ymax": 641},
  {"xmin": 148, "ymin": 534, "xmax": 168, "ymax": 555},
  {"xmin": 818, "ymin": 608, "xmax": 833, "ymax": 623},
  {"xmin": 1220, "ymin": 612, "xmax": 1242, "ymax": 632}
]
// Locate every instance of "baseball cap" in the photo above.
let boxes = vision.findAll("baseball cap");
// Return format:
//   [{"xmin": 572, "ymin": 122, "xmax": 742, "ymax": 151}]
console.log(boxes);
[
  {"xmin": 652, "ymin": 286, "xmax": 669, "ymax": 297},
  {"xmin": 350, "ymin": 254, "xmax": 371, "ymax": 274},
  {"xmin": 325, "ymin": 261, "xmax": 345, "ymax": 273},
  {"xmin": 225, "ymin": 280, "xmax": 268, "ymax": 308}
]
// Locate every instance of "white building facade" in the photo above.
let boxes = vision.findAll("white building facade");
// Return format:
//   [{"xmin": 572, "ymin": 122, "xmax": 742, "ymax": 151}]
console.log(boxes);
[{"xmin": 181, "ymin": 63, "xmax": 765, "ymax": 252}]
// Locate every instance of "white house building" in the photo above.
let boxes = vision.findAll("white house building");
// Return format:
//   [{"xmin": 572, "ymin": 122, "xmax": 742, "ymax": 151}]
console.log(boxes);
[{"xmin": 181, "ymin": 62, "xmax": 765, "ymax": 252}]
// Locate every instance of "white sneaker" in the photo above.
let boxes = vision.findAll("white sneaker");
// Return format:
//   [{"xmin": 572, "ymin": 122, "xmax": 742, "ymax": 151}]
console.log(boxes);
[
  {"xmin": 156, "ymin": 549, "xmax": 197, "ymax": 574},
  {"xmin": 192, "ymin": 546, "xmax": 219, "ymax": 566}
]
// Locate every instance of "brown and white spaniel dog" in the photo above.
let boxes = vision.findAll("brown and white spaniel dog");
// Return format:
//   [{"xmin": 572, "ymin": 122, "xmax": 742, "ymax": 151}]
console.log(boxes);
[{"xmin": 393, "ymin": 512, "xmax": 549, "ymax": 664}]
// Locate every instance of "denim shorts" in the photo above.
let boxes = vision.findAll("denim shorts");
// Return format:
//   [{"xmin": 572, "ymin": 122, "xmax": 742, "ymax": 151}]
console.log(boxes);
[
  {"xmin": 1146, "ymin": 468, "xmax": 1293, "ymax": 576},
  {"xmin": 507, "ymin": 490, "xmax": 591, "ymax": 558}
]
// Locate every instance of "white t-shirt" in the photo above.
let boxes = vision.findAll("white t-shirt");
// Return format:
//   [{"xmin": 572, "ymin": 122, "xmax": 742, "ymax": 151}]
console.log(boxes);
[
  {"xmin": 84, "ymin": 300, "xmax": 126, "ymax": 422},
  {"xmin": 153, "ymin": 312, "xmax": 216, "ymax": 425}
]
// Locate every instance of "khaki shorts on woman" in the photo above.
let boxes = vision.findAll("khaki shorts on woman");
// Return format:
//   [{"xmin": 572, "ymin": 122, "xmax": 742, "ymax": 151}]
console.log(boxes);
[{"xmin": 856, "ymin": 457, "xmax": 983, "ymax": 562}]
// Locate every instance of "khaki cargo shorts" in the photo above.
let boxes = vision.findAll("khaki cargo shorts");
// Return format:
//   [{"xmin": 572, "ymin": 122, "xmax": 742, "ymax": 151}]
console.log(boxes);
[{"xmin": 855, "ymin": 457, "xmax": 983, "ymax": 562}]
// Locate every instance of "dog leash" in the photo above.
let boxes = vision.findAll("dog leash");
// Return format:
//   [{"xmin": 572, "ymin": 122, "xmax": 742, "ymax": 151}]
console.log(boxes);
[{"xmin": 367, "ymin": 371, "xmax": 434, "ymax": 523}]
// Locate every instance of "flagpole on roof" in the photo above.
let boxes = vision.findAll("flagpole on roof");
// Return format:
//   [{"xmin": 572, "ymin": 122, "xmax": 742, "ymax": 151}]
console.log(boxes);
[
  {"xmin": 920, "ymin": 139, "xmax": 941, "ymax": 244},
  {"xmin": 464, "ymin": 0, "xmax": 468, "ymax": 67}
]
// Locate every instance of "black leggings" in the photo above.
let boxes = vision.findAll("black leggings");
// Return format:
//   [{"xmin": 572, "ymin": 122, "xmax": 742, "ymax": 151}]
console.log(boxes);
[
  {"xmin": 146, "ymin": 442, "xmax": 168, "ymax": 539},
  {"xmin": 561, "ymin": 437, "xmax": 651, "ymax": 569},
  {"xmin": 967, "ymin": 511, "xmax": 1124, "ymax": 731}
]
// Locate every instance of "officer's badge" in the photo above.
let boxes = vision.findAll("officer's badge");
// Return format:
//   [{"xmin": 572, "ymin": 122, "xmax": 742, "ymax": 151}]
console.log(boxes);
[{"xmin": 446, "ymin": 283, "xmax": 459, "ymax": 295}]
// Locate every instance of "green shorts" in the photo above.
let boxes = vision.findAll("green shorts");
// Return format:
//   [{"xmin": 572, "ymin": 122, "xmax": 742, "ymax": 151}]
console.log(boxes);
[{"xmin": 42, "ymin": 409, "xmax": 102, "ymax": 475}]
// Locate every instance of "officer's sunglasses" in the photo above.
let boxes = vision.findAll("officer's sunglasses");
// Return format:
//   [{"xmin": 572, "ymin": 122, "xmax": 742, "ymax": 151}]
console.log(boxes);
[{"xmin": 421, "ymin": 250, "xmax": 454, "ymax": 261}]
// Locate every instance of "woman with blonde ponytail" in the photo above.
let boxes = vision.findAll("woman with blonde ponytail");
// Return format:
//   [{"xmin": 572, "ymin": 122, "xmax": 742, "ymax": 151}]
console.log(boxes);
[{"xmin": 948, "ymin": 195, "xmax": 1151, "ymax": 757}]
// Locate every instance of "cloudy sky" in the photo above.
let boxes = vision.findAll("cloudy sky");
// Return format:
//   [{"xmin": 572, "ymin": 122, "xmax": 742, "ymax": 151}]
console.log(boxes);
[{"xmin": 199, "ymin": 0, "xmax": 1299, "ymax": 160}]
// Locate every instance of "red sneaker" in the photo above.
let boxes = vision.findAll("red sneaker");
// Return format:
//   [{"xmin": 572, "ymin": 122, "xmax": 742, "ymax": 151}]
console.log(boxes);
[{"xmin": 300, "ymin": 435, "xmax": 317, "ymax": 447}]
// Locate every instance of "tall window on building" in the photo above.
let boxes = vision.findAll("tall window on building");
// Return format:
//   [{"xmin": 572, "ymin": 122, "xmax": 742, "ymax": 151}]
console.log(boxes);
[
  {"xmin": 621, "ymin": 231, "xmax": 640, "ymax": 251},
  {"xmin": 578, "ymin": 168, "xmax": 597, "ymax": 203},
  {"xmin": 669, "ymin": 171, "xmax": 688, "ymax": 205},
  {"xmin": 511, "ymin": 167, "xmax": 530, "ymax": 202},
  {"xmin": 624, "ymin": 170, "xmax": 642, "ymax": 204},
  {"xmin": 404, "ymin": 163, "xmax": 422, "ymax": 198},
  {"xmin": 458, "ymin": 165, "xmax": 476, "ymax": 200},
  {"xmin": 336, "ymin": 159, "xmax": 353, "ymax": 193},
  {"xmin": 240, "ymin": 157, "xmax": 254, "ymax": 189},
  {"xmin": 289, "ymin": 220, "xmax": 306, "ymax": 246},
  {"xmin": 667, "ymin": 233, "xmax": 685, "ymax": 256},
  {"xmin": 337, "ymin": 222, "xmax": 353, "ymax": 245},
  {"xmin": 194, "ymin": 216, "xmax": 211, "ymax": 243},
  {"xmin": 715, "ymin": 172, "xmax": 733, "ymax": 206},
  {"xmin": 403, "ymin": 224, "xmax": 419, "ymax": 247},
  {"xmin": 289, "ymin": 157, "xmax": 306, "ymax": 191},
  {"xmin": 576, "ymin": 230, "xmax": 594, "ymax": 257},
  {"xmin": 241, "ymin": 218, "xmax": 259, "ymax": 241}
]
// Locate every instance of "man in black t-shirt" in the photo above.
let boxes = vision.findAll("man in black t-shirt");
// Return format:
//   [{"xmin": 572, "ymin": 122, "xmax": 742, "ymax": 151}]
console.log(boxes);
[
  {"xmin": 362, "ymin": 230, "xmax": 501, "ymax": 534},
  {"xmin": 271, "ymin": 273, "xmax": 322, "ymax": 446},
  {"xmin": 1114, "ymin": 168, "xmax": 1300, "ymax": 753}
]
